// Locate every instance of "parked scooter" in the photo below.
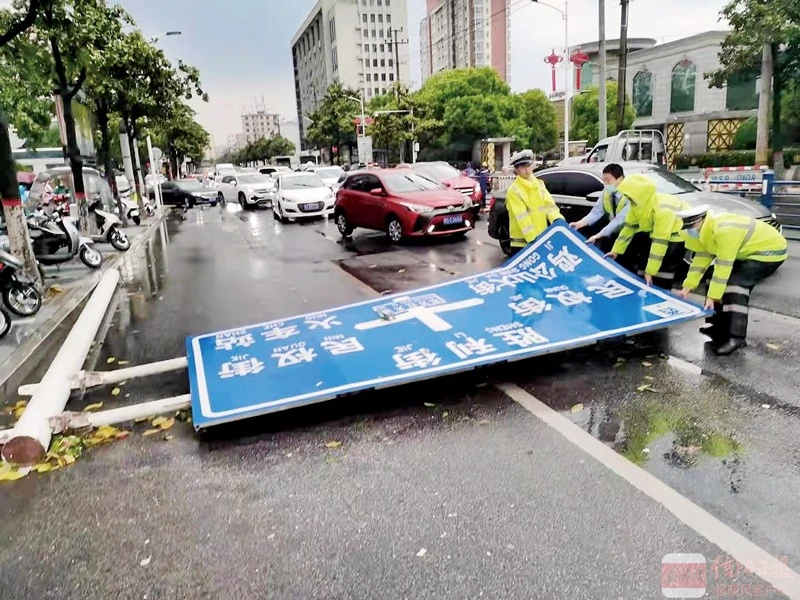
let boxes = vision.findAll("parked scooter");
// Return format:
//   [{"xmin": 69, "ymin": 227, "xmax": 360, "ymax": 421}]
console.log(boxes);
[
  {"xmin": 0, "ymin": 305, "xmax": 10, "ymax": 339},
  {"xmin": 28, "ymin": 210, "xmax": 104, "ymax": 269},
  {"xmin": 119, "ymin": 192, "xmax": 142, "ymax": 225},
  {"xmin": 0, "ymin": 249, "xmax": 42, "ymax": 316},
  {"xmin": 88, "ymin": 199, "xmax": 130, "ymax": 251}
]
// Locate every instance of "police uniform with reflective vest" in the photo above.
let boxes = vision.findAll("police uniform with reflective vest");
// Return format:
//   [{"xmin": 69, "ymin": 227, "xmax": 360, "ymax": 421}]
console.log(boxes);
[
  {"xmin": 679, "ymin": 210, "xmax": 787, "ymax": 345},
  {"xmin": 611, "ymin": 174, "xmax": 689, "ymax": 288},
  {"xmin": 506, "ymin": 176, "xmax": 564, "ymax": 250},
  {"xmin": 581, "ymin": 188, "xmax": 630, "ymax": 251}
]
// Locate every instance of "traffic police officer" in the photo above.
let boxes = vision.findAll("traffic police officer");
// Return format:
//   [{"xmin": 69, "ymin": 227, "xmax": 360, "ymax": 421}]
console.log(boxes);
[
  {"xmin": 604, "ymin": 173, "xmax": 689, "ymax": 289},
  {"xmin": 570, "ymin": 163, "xmax": 630, "ymax": 252},
  {"xmin": 506, "ymin": 149, "xmax": 564, "ymax": 254},
  {"xmin": 675, "ymin": 205, "xmax": 788, "ymax": 355}
]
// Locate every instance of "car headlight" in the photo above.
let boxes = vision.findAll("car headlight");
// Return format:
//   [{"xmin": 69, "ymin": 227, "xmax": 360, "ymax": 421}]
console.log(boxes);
[
  {"xmin": 402, "ymin": 203, "xmax": 431, "ymax": 213},
  {"xmin": 462, "ymin": 199, "xmax": 473, "ymax": 210},
  {"xmin": 771, "ymin": 212, "xmax": 777, "ymax": 219}
]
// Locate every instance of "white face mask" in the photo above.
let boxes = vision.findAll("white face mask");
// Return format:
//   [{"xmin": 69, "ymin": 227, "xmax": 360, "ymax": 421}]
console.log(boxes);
[
  {"xmin": 686, "ymin": 228, "xmax": 700, "ymax": 239},
  {"xmin": 605, "ymin": 184, "xmax": 617, "ymax": 194}
]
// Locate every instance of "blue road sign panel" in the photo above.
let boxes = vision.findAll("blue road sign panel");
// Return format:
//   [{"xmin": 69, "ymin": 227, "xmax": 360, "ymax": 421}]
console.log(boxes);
[{"xmin": 187, "ymin": 225, "xmax": 707, "ymax": 429}]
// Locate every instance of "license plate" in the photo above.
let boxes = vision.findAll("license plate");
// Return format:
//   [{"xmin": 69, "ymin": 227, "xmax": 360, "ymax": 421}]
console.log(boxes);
[
  {"xmin": 443, "ymin": 215, "xmax": 463, "ymax": 225},
  {"xmin": 301, "ymin": 202, "xmax": 322, "ymax": 211}
]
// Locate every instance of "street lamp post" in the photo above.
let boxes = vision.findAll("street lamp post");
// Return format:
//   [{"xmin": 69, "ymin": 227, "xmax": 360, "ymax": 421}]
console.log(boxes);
[
  {"xmin": 533, "ymin": 0, "xmax": 570, "ymax": 159},
  {"xmin": 373, "ymin": 109, "xmax": 417, "ymax": 163},
  {"xmin": 346, "ymin": 95, "xmax": 367, "ymax": 137}
]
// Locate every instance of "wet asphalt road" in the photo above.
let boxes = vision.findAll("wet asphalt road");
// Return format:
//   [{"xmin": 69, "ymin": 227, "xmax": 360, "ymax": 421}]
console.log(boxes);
[{"xmin": 1, "ymin": 204, "xmax": 799, "ymax": 599}]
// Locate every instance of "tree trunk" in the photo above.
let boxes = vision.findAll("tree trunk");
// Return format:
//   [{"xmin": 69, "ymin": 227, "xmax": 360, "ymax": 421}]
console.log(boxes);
[
  {"xmin": 97, "ymin": 98, "xmax": 127, "ymax": 224},
  {"xmin": 126, "ymin": 118, "xmax": 144, "ymax": 211},
  {"xmin": 771, "ymin": 43, "xmax": 784, "ymax": 177},
  {"xmin": 0, "ymin": 113, "xmax": 42, "ymax": 289},
  {"xmin": 756, "ymin": 43, "xmax": 773, "ymax": 166}
]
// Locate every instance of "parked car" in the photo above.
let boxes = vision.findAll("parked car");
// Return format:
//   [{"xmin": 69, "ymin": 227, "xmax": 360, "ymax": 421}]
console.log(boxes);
[
  {"xmin": 334, "ymin": 169, "xmax": 475, "ymax": 242},
  {"xmin": 487, "ymin": 162, "xmax": 779, "ymax": 255},
  {"xmin": 409, "ymin": 161, "xmax": 482, "ymax": 218},
  {"xmin": 272, "ymin": 172, "xmax": 335, "ymax": 222},
  {"xmin": 159, "ymin": 179, "xmax": 218, "ymax": 208},
  {"xmin": 215, "ymin": 173, "xmax": 274, "ymax": 209},
  {"xmin": 259, "ymin": 166, "xmax": 293, "ymax": 177},
  {"xmin": 315, "ymin": 166, "xmax": 345, "ymax": 191}
]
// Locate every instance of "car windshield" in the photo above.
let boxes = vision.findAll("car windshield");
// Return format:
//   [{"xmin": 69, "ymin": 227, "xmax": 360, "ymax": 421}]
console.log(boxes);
[
  {"xmin": 413, "ymin": 163, "xmax": 460, "ymax": 181},
  {"xmin": 177, "ymin": 179, "xmax": 204, "ymax": 191},
  {"xmin": 637, "ymin": 168, "xmax": 698, "ymax": 194},
  {"xmin": 281, "ymin": 174, "xmax": 325, "ymax": 190},
  {"xmin": 382, "ymin": 173, "xmax": 445, "ymax": 193},
  {"xmin": 316, "ymin": 167, "xmax": 344, "ymax": 180},
  {"xmin": 238, "ymin": 174, "xmax": 269, "ymax": 185}
]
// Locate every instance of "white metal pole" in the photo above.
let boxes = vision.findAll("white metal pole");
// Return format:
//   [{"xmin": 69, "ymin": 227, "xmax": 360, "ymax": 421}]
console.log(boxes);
[
  {"xmin": 598, "ymin": 0, "xmax": 608, "ymax": 140},
  {"xmin": 146, "ymin": 135, "xmax": 163, "ymax": 209},
  {"xmin": 2, "ymin": 269, "xmax": 121, "ymax": 465},
  {"xmin": 563, "ymin": 1, "xmax": 570, "ymax": 160},
  {"xmin": 360, "ymin": 96, "xmax": 366, "ymax": 137},
  {"xmin": 84, "ymin": 395, "xmax": 191, "ymax": 429}
]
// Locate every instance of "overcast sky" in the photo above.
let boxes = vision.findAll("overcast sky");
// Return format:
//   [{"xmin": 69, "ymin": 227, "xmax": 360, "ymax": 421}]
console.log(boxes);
[{"xmin": 4, "ymin": 0, "xmax": 730, "ymax": 148}]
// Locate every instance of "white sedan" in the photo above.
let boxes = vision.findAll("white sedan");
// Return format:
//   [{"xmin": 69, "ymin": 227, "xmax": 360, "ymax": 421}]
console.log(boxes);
[
  {"xmin": 216, "ymin": 173, "xmax": 275, "ymax": 209},
  {"xmin": 273, "ymin": 172, "xmax": 335, "ymax": 222}
]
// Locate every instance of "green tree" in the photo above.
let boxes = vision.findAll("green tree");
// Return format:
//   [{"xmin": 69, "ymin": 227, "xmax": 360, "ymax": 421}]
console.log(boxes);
[
  {"xmin": 149, "ymin": 103, "xmax": 209, "ymax": 176},
  {"xmin": 570, "ymin": 82, "xmax": 635, "ymax": 147},
  {"xmin": 508, "ymin": 90, "xmax": 559, "ymax": 154},
  {"xmin": 306, "ymin": 83, "xmax": 361, "ymax": 164},
  {"xmin": 367, "ymin": 83, "xmax": 429, "ymax": 163}
]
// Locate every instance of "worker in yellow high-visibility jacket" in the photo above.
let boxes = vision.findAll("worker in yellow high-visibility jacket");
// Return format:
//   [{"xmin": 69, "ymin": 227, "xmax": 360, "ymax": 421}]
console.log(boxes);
[
  {"xmin": 506, "ymin": 149, "xmax": 564, "ymax": 254},
  {"xmin": 604, "ymin": 173, "xmax": 689, "ymax": 289},
  {"xmin": 675, "ymin": 205, "xmax": 787, "ymax": 355}
]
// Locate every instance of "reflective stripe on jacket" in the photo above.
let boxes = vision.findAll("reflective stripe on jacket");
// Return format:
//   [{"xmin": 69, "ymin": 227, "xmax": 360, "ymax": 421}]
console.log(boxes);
[
  {"xmin": 507, "ymin": 175, "xmax": 564, "ymax": 248},
  {"xmin": 611, "ymin": 174, "xmax": 688, "ymax": 275},
  {"xmin": 681, "ymin": 212, "xmax": 788, "ymax": 300}
]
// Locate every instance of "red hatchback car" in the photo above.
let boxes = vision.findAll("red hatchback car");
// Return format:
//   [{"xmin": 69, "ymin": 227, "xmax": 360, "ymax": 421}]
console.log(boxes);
[{"xmin": 334, "ymin": 169, "xmax": 475, "ymax": 242}]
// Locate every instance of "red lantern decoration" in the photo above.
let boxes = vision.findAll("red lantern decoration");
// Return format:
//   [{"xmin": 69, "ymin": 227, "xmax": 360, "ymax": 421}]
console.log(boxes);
[
  {"xmin": 544, "ymin": 50, "xmax": 564, "ymax": 94},
  {"xmin": 570, "ymin": 52, "xmax": 590, "ymax": 90}
]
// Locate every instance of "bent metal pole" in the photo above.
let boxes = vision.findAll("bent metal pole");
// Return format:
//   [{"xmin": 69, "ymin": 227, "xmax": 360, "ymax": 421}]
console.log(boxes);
[{"xmin": 2, "ymin": 269, "xmax": 121, "ymax": 465}]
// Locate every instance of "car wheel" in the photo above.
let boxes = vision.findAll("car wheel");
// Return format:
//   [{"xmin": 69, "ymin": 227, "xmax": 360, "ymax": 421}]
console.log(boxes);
[
  {"xmin": 238, "ymin": 192, "xmax": 248, "ymax": 209},
  {"xmin": 217, "ymin": 192, "xmax": 225, "ymax": 207},
  {"xmin": 0, "ymin": 307, "xmax": 10, "ymax": 339},
  {"xmin": 386, "ymin": 215, "xmax": 403, "ymax": 243},
  {"xmin": 131, "ymin": 214, "xmax": 141, "ymax": 226},
  {"xmin": 336, "ymin": 210, "xmax": 353, "ymax": 237},
  {"xmin": 274, "ymin": 203, "xmax": 286, "ymax": 223}
]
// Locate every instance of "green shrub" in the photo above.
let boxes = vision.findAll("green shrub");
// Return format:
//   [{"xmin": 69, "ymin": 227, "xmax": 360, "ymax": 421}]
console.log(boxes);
[
  {"xmin": 673, "ymin": 150, "xmax": 757, "ymax": 169},
  {"xmin": 732, "ymin": 117, "xmax": 758, "ymax": 150}
]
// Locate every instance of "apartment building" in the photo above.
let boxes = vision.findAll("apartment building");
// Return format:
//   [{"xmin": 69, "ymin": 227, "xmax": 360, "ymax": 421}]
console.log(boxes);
[
  {"xmin": 420, "ymin": 0, "xmax": 511, "ymax": 83},
  {"xmin": 292, "ymin": 0, "xmax": 411, "ymax": 148},
  {"xmin": 241, "ymin": 111, "xmax": 281, "ymax": 144}
]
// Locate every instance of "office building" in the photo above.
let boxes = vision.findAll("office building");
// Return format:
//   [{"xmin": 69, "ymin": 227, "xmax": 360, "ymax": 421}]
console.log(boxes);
[
  {"xmin": 420, "ymin": 0, "xmax": 511, "ymax": 83},
  {"xmin": 241, "ymin": 110, "xmax": 281, "ymax": 144},
  {"xmin": 292, "ymin": 0, "xmax": 411, "ymax": 149}
]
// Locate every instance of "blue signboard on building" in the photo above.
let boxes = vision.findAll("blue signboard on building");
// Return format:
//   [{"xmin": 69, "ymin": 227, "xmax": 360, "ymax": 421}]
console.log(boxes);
[{"xmin": 186, "ymin": 225, "xmax": 707, "ymax": 429}]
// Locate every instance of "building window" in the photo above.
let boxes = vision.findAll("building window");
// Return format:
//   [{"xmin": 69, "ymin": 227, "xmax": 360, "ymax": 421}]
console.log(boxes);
[
  {"xmin": 726, "ymin": 70, "xmax": 758, "ymax": 111},
  {"xmin": 375, "ymin": 87, "xmax": 379, "ymax": 96},
  {"xmin": 381, "ymin": 73, "xmax": 386, "ymax": 81},
  {"xmin": 373, "ymin": 44, "xmax": 377, "ymax": 52},
  {"xmin": 363, "ymin": 14, "xmax": 367, "ymax": 23},
  {"xmin": 380, "ymin": 59, "xmax": 385, "ymax": 67},
  {"xmin": 670, "ymin": 59, "xmax": 697, "ymax": 113},
  {"xmin": 371, "ymin": 29, "xmax": 376, "ymax": 37},
  {"xmin": 367, "ymin": 73, "xmax": 371, "ymax": 82},
  {"xmin": 377, "ymin": 0, "xmax": 382, "ymax": 5},
  {"xmin": 387, "ymin": 13, "xmax": 391, "ymax": 23},
  {"xmin": 379, "ymin": 44, "xmax": 384, "ymax": 52},
  {"xmin": 633, "ymin": 71, "xmax": 653, "ymax": 117},
  {"xmin": 373, "ymin": 59, "xmax": 378, "ymax": 67},
  {"xmin": 389, "ymin": 73, "xmax": 394, "ymax": 81},
  {"xmin": 379, "ymin": 29, "xmax": 384, "ymax": 37},
  {"xmin": 386, "ymin": 0, "xmax": 390, "ymax": 5},
  {"xmin": 370, "ymin": 14, "xmax": 375, "ymax": 22},
  {"xmin": 388, "ymin": 58, "xmax": 393, "ymax": 67},
  {"xmin": 386, "ymin": 41, "xmax": 392, "ymax": 52},
  {"xmin": 378, "ymin": 14, "xmax": 383, "ymax": 23}
]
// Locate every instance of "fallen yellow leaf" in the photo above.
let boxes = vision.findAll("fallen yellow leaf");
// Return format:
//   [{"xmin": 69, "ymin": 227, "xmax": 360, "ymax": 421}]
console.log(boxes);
[
  {"xmin": 325, "ymin": 440, "xmax": 342, "ymax": 449},
  {"xmin": 33, "ymin": 463, "xmax": 52, "ymax": 474},
  {"xmin": 158, "ymin": 417, "xmax": 175, "ymax": 431},
  {"xmin": 134, "ymin": 417, "xmax": 149, "ymax": 423},
  {"xmin": 106, "ymin": 357, "xmax": 116, "ymax": 364},
  {"xmin": 142, "ymin": 429, "xmax": 161, "ymax": 436},
  {"xmin": 62, "ymin": 454, "xmax": 76, "ymax": 465},
  {"xmin": 641, "ymin": 361, "xmax": 653, "ymax": 367},
  {"xmin": 442, "ymin": 411, "xmax": 449, "ymax": 418},
  {"xmin": 83, "ymin": 402, "xmax": 104, "ymax": 412},
  {"xmin": 164, "ymin": 434, "xmax": 174, "ymax": 441},
  {"xmin": 636, "ymin": 384, "xmax": 659, "ymax": 393},
  {"xmin": 12, "ymin": 406, "xmax": 25, "ymax": 419},
  {"xmin": 644, "ymin": 375, "xmax": 655, "ymax": 381},
  {"xmin": 111, "ymin": 388, "xmax": 121, "ymax": 396},
  {"xmin": 115, "ymin": 431, "xmax": 130, "ymax": 440},
  {"xmin": 95, "ymin": 425, "xmax": 120, "ymax": 440},
  {"xmin": 424, "ymin": 402, "xmax": 436, "ymax": 408},
  {"xmin": 766, "ymin": 343, "xmax": 781, "ymax": 351},
  {"xmin": 151, "ymin": 416, "xmax": 167, "ymax": 427},
  {"xmin": 0, "ymin": 467, "xmax": 26, "ymax": 481},
  {"xmin": 117, "ymin": 360, "xmax": 130, "ymax": 366},
  {"xmin": 570, "ymin": 403, "xmax": 584, "ymax": 413}
]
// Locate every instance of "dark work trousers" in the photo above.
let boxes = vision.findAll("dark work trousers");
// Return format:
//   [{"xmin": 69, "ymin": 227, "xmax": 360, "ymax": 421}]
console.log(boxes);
[
  {"xmin": 708, "ymin": 259, "xmax": 784, "ymax": 341},
  {"xmin": 615, "ymin": 233, "xmax": 686, "ymax": 290}
]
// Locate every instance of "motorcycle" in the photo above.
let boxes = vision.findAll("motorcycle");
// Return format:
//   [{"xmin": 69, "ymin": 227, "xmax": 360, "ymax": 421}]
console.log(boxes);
[
  {"xmin": 119, "ymin": 191, "xmax": 142, "ymax": 225},
  {"xmin": 0, "ymin": 249, "xmax": 42, "ymax": 316},
  {"xmin": 486, "ymin": 194, "xmax": 513, "ymax": 256},
  {"xmin": 28, "ymin": 210, "xmax": 103, "ymax": 269},
  {"xmin": 88, "ymin": 199, "xmax": 130, "ymax": 251}
]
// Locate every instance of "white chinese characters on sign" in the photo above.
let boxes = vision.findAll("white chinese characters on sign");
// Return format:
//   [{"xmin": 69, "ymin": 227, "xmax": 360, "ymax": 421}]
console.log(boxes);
[
  {"xmin": 219, "ymin": 356, "xmax": 265, "ymax": 379},
  {"xmin": 587, "ymin": 279, "xmax": 634, "ymax": 300},
  {"xmin": 271, "ymin": 342, "xmax": 317, "ymax": 367},
  {"xmin": 261, "ymin": 323, "xmax": 300, "ymax": 341},
  {"xmin": 465, "ymin": 264, "xmax": 557, "ymax": 297},
  {"xmin": 445, "ymin": 332, "xmax": 497, "ymax": 360},
  {"xmin": 215, "ymin": 331, "xmax": 256, "ymax": 351},
  {"xmin": 393, "ymin": 345, "xmax": 442, "ymax": 370},
  {"xmin": 545, "ymin": 285, "xmax": 592, "ymax": 307},
  {"xmin": 547, "ymin": 246, "xmax": 583, "ymax": 273},
  {"xmin": 321, "ymin": 335, "xmax": 365, "ymax": 356},
  {"xmin": 491, "ymin": 325, "xmax": 549, "ymax": 348},
  {"xmin": 304, "ymin": 314, "xmax": 342, "ymax": 330},
  {"xmin": 508, "ymin": 297, "xmax": 552, "ymax": 317}
]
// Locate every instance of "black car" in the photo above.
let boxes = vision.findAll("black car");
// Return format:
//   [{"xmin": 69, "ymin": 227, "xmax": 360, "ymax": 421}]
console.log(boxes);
[
  {"xmin": 159, "ymin": 179, "xmax": 218, "ymax": 208},
  {"xmin": 487, "ymin": 162, "xmax": 779, "ymax": 255}
]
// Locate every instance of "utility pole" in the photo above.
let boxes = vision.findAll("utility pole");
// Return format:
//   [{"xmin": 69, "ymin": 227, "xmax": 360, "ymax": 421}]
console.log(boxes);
[
  {"xmin": 755, "ymin": 43, "xmax": 772, "ymax": 166},
  {"xmin": 615, "ymin": 0, "xmax": 629, "ymax": 133},
  {"xmin": 389, "ymin": 27, "xmax": 405, "ymax": 86},
  {"xmin": 598, "ymin": 0, "xmax": 608, "ymax": 140}
]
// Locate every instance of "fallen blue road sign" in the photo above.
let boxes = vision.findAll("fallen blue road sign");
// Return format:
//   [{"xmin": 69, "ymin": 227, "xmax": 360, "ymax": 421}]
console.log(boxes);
[{"xmin": 186, "ymin": 225, "xmax": 707, "ymax": 429}]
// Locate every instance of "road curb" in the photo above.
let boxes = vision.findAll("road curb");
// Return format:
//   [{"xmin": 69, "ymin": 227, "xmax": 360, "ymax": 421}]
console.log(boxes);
[{"xmin": 0, "ymin": 209, "xmax": 168, "ymax": 400}]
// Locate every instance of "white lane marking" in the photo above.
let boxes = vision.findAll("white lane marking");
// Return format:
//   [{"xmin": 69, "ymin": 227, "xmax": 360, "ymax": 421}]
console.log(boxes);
[{"xmin": 497, "ymin": 381, "xmax": 800, "ymax": 600}]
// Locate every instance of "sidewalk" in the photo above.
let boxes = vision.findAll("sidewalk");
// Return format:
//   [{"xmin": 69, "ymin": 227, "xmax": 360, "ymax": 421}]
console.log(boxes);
[{"xmin": 0, "ymin": 210, "xmax": 168, "ymax": 399}]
